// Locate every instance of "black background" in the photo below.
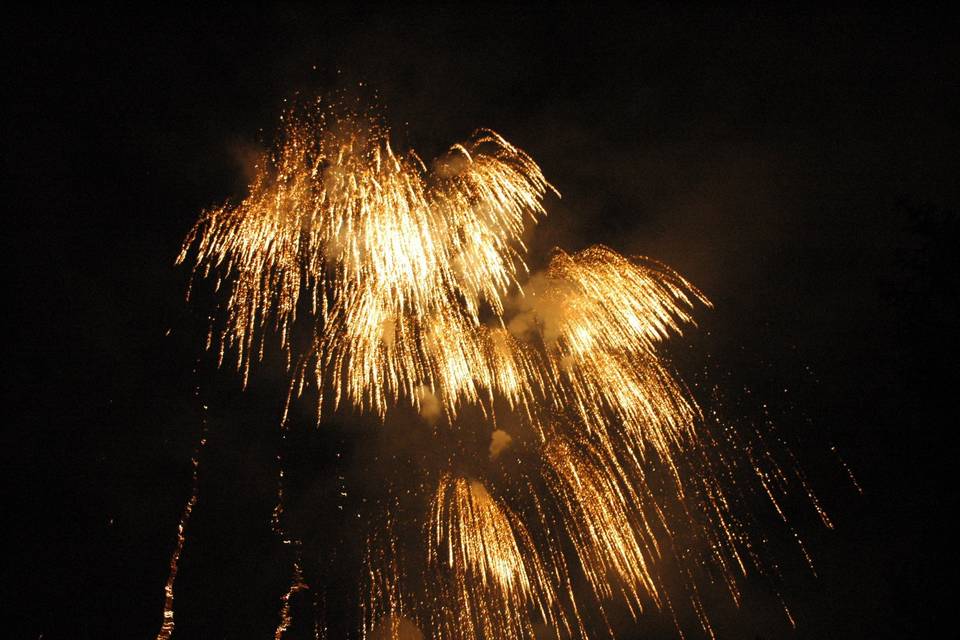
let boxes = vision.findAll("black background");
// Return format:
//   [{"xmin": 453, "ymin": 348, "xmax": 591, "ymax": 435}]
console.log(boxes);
[{"xmin": 4, "ymin": 5, "xmax": 957, "ymax": 639}]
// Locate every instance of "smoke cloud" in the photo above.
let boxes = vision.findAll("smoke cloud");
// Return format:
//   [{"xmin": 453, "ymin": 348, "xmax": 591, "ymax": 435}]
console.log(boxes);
[
  {"xmin": 416, "ymin": 385, "xmax": 442, "ymax": 423},
  {"xmin": 506, "ymin": 271, "xmax": 572, "ymax": 346},
  {"xmin": 488, "ymin": 429, "xmax": 513, "ymax": 460},
  {"xmin": 370, "ymin": 616, "xmax": 424, "ymax": 640}
]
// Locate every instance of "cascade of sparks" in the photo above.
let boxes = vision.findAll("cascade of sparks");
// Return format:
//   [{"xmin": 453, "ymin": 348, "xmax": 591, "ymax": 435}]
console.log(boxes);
[{"xmin": 176, "ymin": 99, "xmax": 831, "ymax": 639}]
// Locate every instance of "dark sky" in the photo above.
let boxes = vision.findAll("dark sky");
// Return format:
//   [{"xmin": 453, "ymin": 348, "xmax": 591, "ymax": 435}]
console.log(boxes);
[{"xmin": 4, "ymin": 5, "xmax": 958, "ymax": 639}]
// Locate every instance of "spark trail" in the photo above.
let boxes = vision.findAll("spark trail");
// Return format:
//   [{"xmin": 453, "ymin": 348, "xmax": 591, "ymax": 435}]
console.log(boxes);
[{"xmin": 156, "ymin": 429, "xmax": 206, "ymax": 640}]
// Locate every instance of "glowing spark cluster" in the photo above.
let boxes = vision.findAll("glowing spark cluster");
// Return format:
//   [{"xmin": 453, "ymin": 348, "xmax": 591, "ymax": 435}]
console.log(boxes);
[{"xmin": 175, "ymin": 101, "xmax": 831, "ymax": 639}]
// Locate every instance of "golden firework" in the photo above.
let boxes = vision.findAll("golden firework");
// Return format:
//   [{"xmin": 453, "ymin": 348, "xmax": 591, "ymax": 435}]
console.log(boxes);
[{"xmin": 177, "ymin": 101, "xmax": 826, "ymax": 639}]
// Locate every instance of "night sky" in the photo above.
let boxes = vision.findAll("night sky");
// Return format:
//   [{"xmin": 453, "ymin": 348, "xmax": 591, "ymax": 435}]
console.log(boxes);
[{"xmin": 5, "ymin": 6, "xmax": 958, "ymax": 639}]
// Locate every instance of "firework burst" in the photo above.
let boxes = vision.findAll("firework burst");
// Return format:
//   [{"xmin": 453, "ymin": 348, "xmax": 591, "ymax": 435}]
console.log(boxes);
[{"xmin": 172, "ymin": 98, "xmax": 830, "ymax": 639}]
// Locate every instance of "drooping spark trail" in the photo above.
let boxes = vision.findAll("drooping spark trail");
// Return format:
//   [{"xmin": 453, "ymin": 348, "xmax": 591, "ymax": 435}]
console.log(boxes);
[{"xmin": 176, "ymin": 100, "xmax": 834, "ymax": 639}]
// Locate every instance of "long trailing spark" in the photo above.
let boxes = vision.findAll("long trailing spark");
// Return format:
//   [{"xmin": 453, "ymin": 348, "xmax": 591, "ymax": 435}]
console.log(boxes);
[
  {"xmin": 539, "ymin": 248, "xmax": 708, "ymax": 453},
  {"xmin": 156, "ymin": 430, "xmax": 206, "ymax": 640},
  {"xmin": 179, "ymin": 100, "xmax": 831, "ymax": 638}
]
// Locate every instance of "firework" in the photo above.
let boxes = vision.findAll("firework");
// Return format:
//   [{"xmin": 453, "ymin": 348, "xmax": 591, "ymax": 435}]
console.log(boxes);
[
  {"xmin": 179, "ymin": 106, "xmax": 553, "ymax": 420},
  {"xmin": 175, "ymin": 100, "xmax": 830, "ymax": 639}
]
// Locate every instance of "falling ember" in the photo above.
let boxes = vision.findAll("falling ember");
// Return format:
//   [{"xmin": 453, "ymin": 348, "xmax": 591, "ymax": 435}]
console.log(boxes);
[
  {"xmin": 176, "ymin": 98, "xmax": 840, "ymax": 638},
  {"xmin": 156, "ymin": 431, "xmax": 206, "ymax": 640}
]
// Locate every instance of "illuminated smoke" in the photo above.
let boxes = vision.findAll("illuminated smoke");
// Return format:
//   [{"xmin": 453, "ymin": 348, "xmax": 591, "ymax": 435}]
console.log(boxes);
[{"xmin": 489, "ymin": 429, "xmax": 513, "ymax": 460}]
